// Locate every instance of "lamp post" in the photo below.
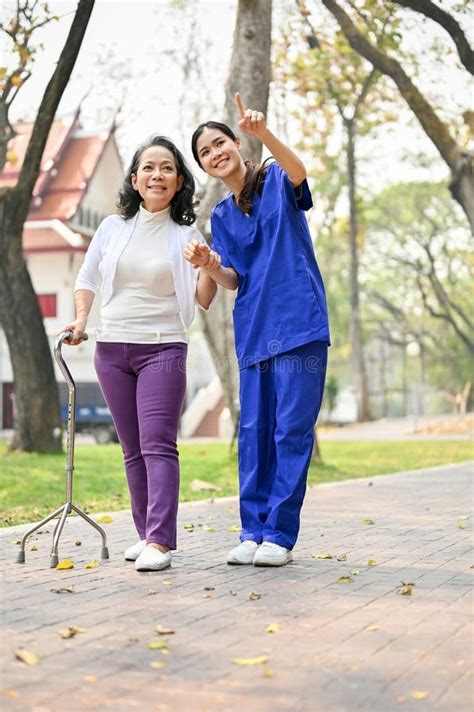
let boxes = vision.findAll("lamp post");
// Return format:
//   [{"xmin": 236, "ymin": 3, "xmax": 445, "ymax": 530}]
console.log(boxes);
[{"xmin": 406, "ymin": 340, "xmax": 421, "ymax": 434}]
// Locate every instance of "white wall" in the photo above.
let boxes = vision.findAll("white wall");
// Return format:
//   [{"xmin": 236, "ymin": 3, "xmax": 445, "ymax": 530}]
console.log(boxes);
[{"xmin": 81, "ymin": 136, "xmax": 123, "ymax": 216}]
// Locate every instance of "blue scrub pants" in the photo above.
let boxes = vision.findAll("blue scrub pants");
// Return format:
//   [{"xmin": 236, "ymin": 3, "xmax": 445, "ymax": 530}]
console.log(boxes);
[{"xmin": 238, "ymin": 340, "xmax": 328, "ymax": 550}]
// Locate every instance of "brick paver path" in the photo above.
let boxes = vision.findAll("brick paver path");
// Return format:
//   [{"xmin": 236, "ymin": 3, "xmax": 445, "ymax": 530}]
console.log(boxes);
[{"xmin": 1, "ymin": 462, "xmax": 472, "ymax": 712}]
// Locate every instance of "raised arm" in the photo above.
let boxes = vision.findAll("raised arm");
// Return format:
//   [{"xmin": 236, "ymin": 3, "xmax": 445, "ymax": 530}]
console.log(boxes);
[{"xmin": 235, "ymin": 92, "xmax": 306, "ymax": 187}]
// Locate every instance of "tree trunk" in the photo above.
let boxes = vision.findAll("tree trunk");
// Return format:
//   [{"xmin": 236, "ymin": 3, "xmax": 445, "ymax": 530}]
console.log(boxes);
[
  {"xmin": 346, "ymin": 121, "xmax": 371, "ymax": 421},
  {"xmin": 0, "ymin": 193, "xmax": 62, "ymax": 451},
  {"xmin": 196, "ymin": 0, "xmax": 273, "ymax": 430},
  {"xmin": 321, "ymin": 0, "xmax": 474, "ymax": 233},
  {"xmin": 0, "ymin": 0, "xmax": 95, "ymax": 451}
]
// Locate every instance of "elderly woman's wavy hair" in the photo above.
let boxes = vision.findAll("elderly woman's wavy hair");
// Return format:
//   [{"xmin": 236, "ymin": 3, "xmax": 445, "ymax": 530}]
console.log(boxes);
[{"xmin": 117, "ymin": 135, "xmax": 197, "ymax": 225}]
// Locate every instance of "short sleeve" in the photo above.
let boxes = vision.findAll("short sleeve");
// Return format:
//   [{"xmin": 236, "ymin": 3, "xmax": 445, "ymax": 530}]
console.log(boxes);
[
  {"xmin": 293, "ymin": 178, "xmax": 313, "ymax": 211},
  {"xmin": 210, "ymin": 212, "xmax": 233, "ymax": 269}
]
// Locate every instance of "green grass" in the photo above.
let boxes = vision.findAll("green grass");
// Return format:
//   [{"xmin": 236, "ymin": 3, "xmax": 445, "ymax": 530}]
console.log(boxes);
[{"xmin": 0, "ymin": 440, "xmax": 472, "ymax": 526}]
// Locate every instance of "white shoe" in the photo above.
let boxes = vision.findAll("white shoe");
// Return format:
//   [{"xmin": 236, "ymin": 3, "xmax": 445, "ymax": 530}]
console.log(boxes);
[
  {"xmin": 124, "ymin": 539, "xmax": 146, "ymax": 561},
  {"xmin": 227, "ymin": 540, "xmax": 259, "ymax": 565},
  {"xmin": 135, "ymin": 545, "xmax": 172, "ymax": 572},
  {"xmin": 253, "ymin": 542, "xmax": 292, "ymax": 567}
]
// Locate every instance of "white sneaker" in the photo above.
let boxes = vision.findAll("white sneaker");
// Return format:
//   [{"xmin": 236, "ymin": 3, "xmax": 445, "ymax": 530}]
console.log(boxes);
[
  {"xmin": 124, "ymin": 539, "xmax": 146, "ymax": 561},
  {"xmin": 227, "ymin": 540, "xmax": 259, "ymax": 565},
  {"xmin": 253, "ymin": 542, "xmax": 292, "ymax": 567},
  {"xmin": 135, "ymin": 545, "xmax": 172, "ymax": 572}
]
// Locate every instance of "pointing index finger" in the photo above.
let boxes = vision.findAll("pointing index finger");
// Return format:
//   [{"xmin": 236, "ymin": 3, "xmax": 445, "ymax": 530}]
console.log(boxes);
[{"xmin": 235, "ymin": 92, "xmax": 245, "ymax": 118}]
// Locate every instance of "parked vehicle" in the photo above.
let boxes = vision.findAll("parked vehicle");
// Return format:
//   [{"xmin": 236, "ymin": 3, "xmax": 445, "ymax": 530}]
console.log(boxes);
[{"xmin": 59, "ymin": 383, "xmax": 118, "ymax": 444}]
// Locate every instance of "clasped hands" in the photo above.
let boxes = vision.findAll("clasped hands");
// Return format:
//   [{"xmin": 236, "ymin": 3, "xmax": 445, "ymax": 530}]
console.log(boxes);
[{"xmin": 184, "ymin": 239, "xmax": 221, "ymax": 272}]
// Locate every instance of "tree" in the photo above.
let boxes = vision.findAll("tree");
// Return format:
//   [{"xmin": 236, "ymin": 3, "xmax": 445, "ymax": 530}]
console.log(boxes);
[
  {"xmin": 0, "ymin": 0, "xmax": 95, "ymax": 452},
  {"xmin": 276, "ymin": 3, "xmax": 403, "ymax": 419},
  {"xmin": 320, "ymin": 0, "xmax": 474, "ymax": 232},
  {"xmin": 195, "ymin": 0, "xmax": 273, "ymax": 432},
  {"xmin": 362, "ymin": 180, "xmax": 472, "ymax": 412}
]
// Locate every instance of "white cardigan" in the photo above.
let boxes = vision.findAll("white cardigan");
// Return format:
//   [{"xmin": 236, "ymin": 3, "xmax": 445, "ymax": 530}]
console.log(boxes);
[{"xmin": 75, "ymin": 213, "xmax": 216, "ymax": 327}]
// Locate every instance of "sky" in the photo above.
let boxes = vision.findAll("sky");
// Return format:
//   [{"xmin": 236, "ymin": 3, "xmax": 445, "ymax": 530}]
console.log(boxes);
[{"xmin": 2, "ymin": 0, "xmax": 471, "ymax": 194}]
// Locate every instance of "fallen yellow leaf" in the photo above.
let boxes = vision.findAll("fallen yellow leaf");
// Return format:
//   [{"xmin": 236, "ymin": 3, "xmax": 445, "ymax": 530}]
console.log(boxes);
[
  {"xmin": 56, "ymin": 559, "xmax": 74, "ymax": 570},
  {"xmin": 148, "ymin": 640, "xmax": 168, "ymax": 651},
  {"xmin": 150, "ymin": 660, "xmax": 167, "ymax": 669},
  {"xmin": 162, "ymin": 579, "xmax": 173, "ymax": 587},
  {"xmin": 30, "ymin": 545, "xmax": 38, "ymax": 552},
  {"xmin": 312, "ymin": 551, "xmax": 333, "ymax": 559},
  {"xmin": 51, "ymin": 586, "xmax": 75, "ymax": 594},
  {"xmin": 83, "ymin": 675, "xmax": 97, "ymax": 683},
  {"xmin": 231, "ymin": 655, "xmax": 268, "ymax": 666},
  {"xmin": 248, "ymin": 591, "xmax": 261, "ymax": 600},
  {"xmin": 337, "ymin": 576, "xmax": 353, "ymax": 583},
  {"xmin": 14, "ymin": 649, "xmax": 39, "ymax": 666},
  {"xmin": 183, "ymin": 523, "xmax": 194, "ymax": 530},
  {"xmin": 228, "ymin": 525, "xmax": 240, "ymax": 532},
  {"xmin": 362, "ymin": 519, "xmax": 375, "ymax": 525},
  {"xmin": 85, "ymin": 560, "xmax": 99, "ymax": 569},
  {"xmin": 350, "ymin": 569, "xmax": 361, "ymax": 576},
  {"xmin": 95, "ymin": 515, "xmax": 113, "ymax": 523},
  {"xmin": 397, "ymin": 585, "xmax": 413, "ymax": 596},
  {"xmin": 458, "ymin": 515, "xmax": 470, "ymax": 520},
  {"xmin": 3, "ymin": 690, "xmax": 20, "ymax": 698},
  {"xmin": 262, "ymin": 668, "xmax": 275, "ymax": 678},
  {"xmin": 336, "ymin": 553, "xmax": 347, "ymax": 561},
  {"xmin": 410, "ymin": 691, "xmax": 429, "ymax": 700},
  {"xmin": 457, "ymin": 524, "xmax": 466, "ymax": 529},
  {"xmin": 156, "ymin": 625, "xmax": 175, "ymax": 635},
  {"xmin": 368, "ymin": 559, "xmax": 377, "ymax": 566},
  {"xmin": 58, "ymin": 626, "xmax": 87, "ymax": 639},
  {"xmin": 365, "ymin": 624, "xmax": 379, "ymax": 632},
  {"xmin": 202, "ymin": 525, "xmax": 216, "ymax": 532},
  {"xmin": 265, "ymin": 623, "xmax": 279, "ymax": 634}
]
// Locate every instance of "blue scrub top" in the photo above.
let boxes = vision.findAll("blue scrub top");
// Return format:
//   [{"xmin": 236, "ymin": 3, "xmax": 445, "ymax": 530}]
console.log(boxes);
[{"xmin": 210, "ymin": 162, "xmax": 330, "ymax": 370}]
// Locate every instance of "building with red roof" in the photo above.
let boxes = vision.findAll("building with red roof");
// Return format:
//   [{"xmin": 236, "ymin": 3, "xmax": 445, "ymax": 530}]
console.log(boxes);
[{"xmin": 0, "ymin": 111, "xmax": 123, "ymax": 431}]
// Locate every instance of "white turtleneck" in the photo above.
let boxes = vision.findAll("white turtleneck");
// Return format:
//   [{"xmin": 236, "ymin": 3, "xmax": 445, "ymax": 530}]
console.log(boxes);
[{"xmin": 97, "ymin": 204, "xmax": 188, "ymax": 344}]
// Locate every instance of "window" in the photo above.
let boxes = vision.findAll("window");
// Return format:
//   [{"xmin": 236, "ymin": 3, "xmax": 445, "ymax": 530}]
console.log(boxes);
[{"xmin": 37, "ymin": 293, "xmax": 57, "ymax": 318}]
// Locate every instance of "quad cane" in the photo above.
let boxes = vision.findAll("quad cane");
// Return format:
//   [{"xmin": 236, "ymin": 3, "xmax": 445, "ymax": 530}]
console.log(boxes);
[{"xmin": 16, "ymin": 331, "xmax": 110, "ymax": 568}]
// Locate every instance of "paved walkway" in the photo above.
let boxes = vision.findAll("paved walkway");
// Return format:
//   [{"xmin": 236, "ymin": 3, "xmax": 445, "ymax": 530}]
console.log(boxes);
[{"xmin": 1, "ymin": 463, "xmax": 472, "ymax": 712}]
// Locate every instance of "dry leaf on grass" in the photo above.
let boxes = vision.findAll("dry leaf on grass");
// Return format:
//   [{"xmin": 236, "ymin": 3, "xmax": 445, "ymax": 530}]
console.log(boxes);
[
  {"xmin": 56, "ymin": 559, "xmax": 74, "ymax": 570},
  {"xmin": 156, "ymin": 625, "xmax": 175, "ymax": 635},
  {"xmin": 58, "ymin": 626, "xmax": 87, "ymax": 639},
  {"xmin": 150, "ymin": 661, "xmax": 167, "ymax": 669},
  {"xmin": 231, "ymin": 655, "xmax": 268, "ymax": 666},
  {"xmin": 190, "ymin": 479, "xmax": 221, "ymax": 492},
  {"xmin": 410, "ymin": 691, "xmax": 429, "ymax": 700},
  {"xmin": 85, "ymin": 560, "xmax": 99, "ymax": 569},
  {"xmin": 95, "ymin": 515, "xmax": 113, "ymax": 523},
  {"xmin": 14, "ymin": 649, "xmax": 39, "ymax": 666},
  {"xmin": 51, "ymin": 586, "xmax": 75, "ymax": 594},
  {"xmin": 312, "ymin": 551, "xmax": 333, "ymax": 559},
  {"xmin": 265, "ymin": 623, "xmax": 279, "ymax": 634}
]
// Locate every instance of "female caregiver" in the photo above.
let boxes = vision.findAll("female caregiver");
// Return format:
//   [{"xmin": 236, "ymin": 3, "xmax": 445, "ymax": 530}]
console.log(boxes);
[
  {"xmin": 187, "ymin": 93, "xmax": 330, "ymax": 567},
  {"xmin": 63, "ymin": 135, "xmax": 218, "ymax": 572}
]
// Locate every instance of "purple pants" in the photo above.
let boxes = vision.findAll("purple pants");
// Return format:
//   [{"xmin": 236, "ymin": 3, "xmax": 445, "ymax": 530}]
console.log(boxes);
[{"xmin": 94, "ymin": 342, "xmax": 187, "ymax": 549}]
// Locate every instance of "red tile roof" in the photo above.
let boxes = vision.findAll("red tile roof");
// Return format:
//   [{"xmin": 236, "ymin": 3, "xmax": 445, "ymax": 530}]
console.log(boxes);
[{"xmin": 0, "ymin": 112, "xmax": 111, "ymax": 222}]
